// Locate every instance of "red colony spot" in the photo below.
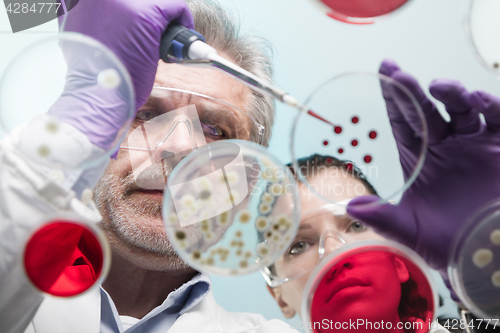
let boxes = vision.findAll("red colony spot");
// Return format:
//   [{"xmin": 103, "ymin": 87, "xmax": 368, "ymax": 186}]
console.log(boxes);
[
  {"xmin": 369, "ymin": 130, "xmax": 377, "ymax": 139},
  {"xmin": 338, "ymin": 148, "xmax": 344, "ymax": 154},
  {"xmin": 351, "ymin": 139, "xmax": 358, "ymax": 147},
  {"xmin": 323, "ymin": 140, "xmax": 329, "ymax": 146},
  {"xmin": 334, "ymin": 126, "xmax": 342, "ymax": 134},
  {"xmin": 364, "ymin": 155, "xmax": 372, "ymax": 163},
  {"xmin": 345, "ymin": 163, "xmax": 353, "ymax": 171},
  {"xmin": 351, "ymin": 116, "xmax": 359, "ymax": 124},
  {"xmin": 326, "ymin": 157, "xmax": 333, "ymax": 164}
]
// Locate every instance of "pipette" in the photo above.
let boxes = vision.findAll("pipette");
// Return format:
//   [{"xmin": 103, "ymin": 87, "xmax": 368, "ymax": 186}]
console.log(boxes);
[{"xmin": 160, "ymin": 25, "xmax": 334, "ymax": 126}]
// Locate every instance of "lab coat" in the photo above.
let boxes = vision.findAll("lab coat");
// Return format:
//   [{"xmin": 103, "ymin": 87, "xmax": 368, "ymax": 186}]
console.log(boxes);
[
  {"xmin": 0, "ymin": 123, "xmax": 298, "ymax": 333},
  {"xmin": 21, "ymin": 286, "xmax": 295, "ymax": 333}
]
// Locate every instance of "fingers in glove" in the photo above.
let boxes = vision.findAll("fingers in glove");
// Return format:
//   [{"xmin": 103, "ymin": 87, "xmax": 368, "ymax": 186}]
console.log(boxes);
[
  {"xmin": 469, "ymin": 90, "xmax": 500, "ymax": 132},
  {"xmin": 429, "ymin": 79, "xmax": 481, "ymax": 135},
  {"xmin": 346, "ymin": 195, "xmax": 416, "ymax": 246},
  {"xmin": 379, "ymin": 61, "xmax": 422, "ymax": 152},
  {"xmin": 163, "ymin": 0, "xmax": 195, "ymax": 30},
  {"xmin": 380, "ymin": 59, "xmax": 448, "ymax": 144}
]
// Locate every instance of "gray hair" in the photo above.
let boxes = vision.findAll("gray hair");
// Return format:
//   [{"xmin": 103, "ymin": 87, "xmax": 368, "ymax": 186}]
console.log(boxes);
[{"xmin": 186, "ymin": 0, "xmax": 275, "ymax": 147}]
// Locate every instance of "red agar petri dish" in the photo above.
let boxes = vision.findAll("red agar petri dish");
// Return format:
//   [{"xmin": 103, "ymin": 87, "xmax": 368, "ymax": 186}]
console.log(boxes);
[{"xmin": 24, "ymin": 220, "xmax": 105, "ymax": 297}]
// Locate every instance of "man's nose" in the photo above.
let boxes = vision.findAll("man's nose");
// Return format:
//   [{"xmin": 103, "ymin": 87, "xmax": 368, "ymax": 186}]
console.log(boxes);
[{"xmin": 152, "ymin": 118, "xmax": 199, "ymax": 164}]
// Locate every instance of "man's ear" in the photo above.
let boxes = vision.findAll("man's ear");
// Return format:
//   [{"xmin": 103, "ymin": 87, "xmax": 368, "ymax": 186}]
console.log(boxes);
[
  {"xmin": 266, "ymin": 284, "xmax": 296, "ymax": 319},
  {"xmin": 392, "ymin": 257, "xmax": 410, "ymax": 283}
]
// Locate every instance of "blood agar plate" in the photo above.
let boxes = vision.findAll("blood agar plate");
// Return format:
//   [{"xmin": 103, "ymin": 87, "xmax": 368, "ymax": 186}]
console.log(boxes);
[
  {"xmin": 465, "ymin": 0, "xmax": 500, "ymax": 77},
  {"xmin": 308, "ymin": 0, "xmax": 413, "ymax": 24},
  {"xmin": 23, "ymin": 216, "xmax": 110, "ymax": 297},
  {"xmin": 301, "ymin": 241, "xmax": 437, "ymax": 333},
  {"xmin": 291, "ymin": 72, "xmax": 428, "ymax": 206},
  {"xmin": 449, "ymin": 200, "xmax": 500, "ymax": 321},
  {"xmin": 0, "ymin": 33, "xmax": 135, "ymax": 170},
  {"xmin": 162, "ymin": 140, "xmax": 300, "ymax": 276}
]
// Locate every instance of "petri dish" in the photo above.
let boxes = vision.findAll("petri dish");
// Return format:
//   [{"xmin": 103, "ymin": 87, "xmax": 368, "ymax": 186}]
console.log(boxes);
[
  {"xmin": 0, "ymin": 32, "xmax": 135, "ymax": 170},
  {"xmin": 291, "ymin": 72, "xmax": 428, "ymax": 207},
  {"xmin": 23, "ymin": 216, "xmax": 110, "ymax": 297},
  {"xmin": 308, "ymin": 0, "xmax": 412, "ymax": 25},
  {"xmin": 464, "ymin": 0, "xmax": 500, "ymax": 77},
  {"xmin": 162, "ymin": 140, "xmax": 300, "ymax": 276},
  {"xmin": 302, "ymin": 240, "xmax": 438, "ymax": 333},
  {"xmin": 449, "ymin": 200, "xmax": 500, "ymax": 321}
]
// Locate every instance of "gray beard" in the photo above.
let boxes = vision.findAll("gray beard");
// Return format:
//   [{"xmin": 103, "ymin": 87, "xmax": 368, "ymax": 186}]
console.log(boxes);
[{"xmin": 93, "ymin": 165, "xmax": 191, "ymax": 270}]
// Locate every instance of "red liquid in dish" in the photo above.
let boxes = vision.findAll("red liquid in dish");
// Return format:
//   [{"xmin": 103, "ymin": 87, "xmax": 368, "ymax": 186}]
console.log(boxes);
[
  {"xmin": 24, "ymin": 220, "xmax": 104, "ymax": 297},
  {"xmin": 309, "ymin": 250, "xmax": 434, "ymax": 333},
  {"xmin": 320, "ymin": 0, "xmax": 409, "ymax": 18}
]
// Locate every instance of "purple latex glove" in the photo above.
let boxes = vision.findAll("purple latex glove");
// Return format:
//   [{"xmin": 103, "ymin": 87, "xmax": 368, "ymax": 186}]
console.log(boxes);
[
  {"xmin": 346, "ymin": 59, "xmax": 500, "ymax": 274},
  {"xmin": 49, "ymin": 0, "xmax": 193, "ymax": 149}
]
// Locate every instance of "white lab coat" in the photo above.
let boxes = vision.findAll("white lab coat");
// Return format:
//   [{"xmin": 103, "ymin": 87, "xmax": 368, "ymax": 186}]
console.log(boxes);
[
  {"xmin": 0, "ymin": 124, "xmax": 298, "ymax": 333},
  {"xmin": 21, "ymin": 286, "xmax": 295, "ymax": 333}
]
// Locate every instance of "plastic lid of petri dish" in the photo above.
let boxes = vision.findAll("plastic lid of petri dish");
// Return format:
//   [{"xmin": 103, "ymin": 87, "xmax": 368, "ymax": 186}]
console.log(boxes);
[
  {"xmin": 290, "ymin": 72, "xmax": 428, "ymax": 207},
  {"xmin": 449, "ymin": 199, "xmax": 500, "ymax": 321},
  {"xmin": 302, "ymin": 240, "xmax": 438, "ymax": 333},
  {"xmin": 0, "ymin": 32, "xmax": 135, "ymax": 170},
  {"xmin": 162, "ymin": 140, "xmax": 300, "ymax": 276},
  {"xmin": 464, "ymin": 0, "xmax": 500, "ymax": 77},
  {"xmin": 308, "ymin": 0, "xmax": 413, "ymax": 24},
  {"xmin": 23, "ymin": 216, "xmax": 110, "ymax": 297}
]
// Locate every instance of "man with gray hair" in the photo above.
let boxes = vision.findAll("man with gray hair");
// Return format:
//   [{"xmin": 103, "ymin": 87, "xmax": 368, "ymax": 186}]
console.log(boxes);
[{"xmin": 0, "ymin": 0, "xmax": 297, "ymax": 332}]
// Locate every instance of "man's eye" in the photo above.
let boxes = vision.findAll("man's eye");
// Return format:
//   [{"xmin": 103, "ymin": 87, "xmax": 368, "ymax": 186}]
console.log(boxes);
[
  {"xmin": 348, "ymin": 221, "xmax": 367, "ymax": 233},
  {"xmin": 202, "ymin": 123, "xmax": 228, "ymax": 140},
  {"xmin": 289, "ymin": 241, "xmax": 310, "ymax": 255},
  {"xmin": 136, "ymin": 110, "xmax": 157, "ymax": 122}
]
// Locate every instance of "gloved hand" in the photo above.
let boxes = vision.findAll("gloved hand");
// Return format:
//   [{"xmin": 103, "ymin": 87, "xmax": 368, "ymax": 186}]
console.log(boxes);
[
  {"xmin": 346, "ymin": 59, "xmax": 500, "ymax": 274},
  {"xmin": 48, "ymin": 0, "xmax": 193, "ymax": 149}
]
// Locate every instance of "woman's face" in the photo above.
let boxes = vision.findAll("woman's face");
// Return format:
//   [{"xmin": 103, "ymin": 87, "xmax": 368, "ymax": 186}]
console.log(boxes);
[
  {"xmin": 268, "ymin": 169, "xmax": 386, "ymax": 319},
  {"xmin": 310, "ymin": 251, "xmax": 409, "ymax": 331}
]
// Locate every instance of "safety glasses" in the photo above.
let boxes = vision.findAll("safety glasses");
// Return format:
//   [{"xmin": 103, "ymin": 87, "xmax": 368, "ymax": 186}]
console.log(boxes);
[
  {"xmin": 120, "ymin": 87, "xmax": 265, "ymax": 155},
  {"xmin": 261, "ymin": 203, "xmax": 379, "ymax": 287}
]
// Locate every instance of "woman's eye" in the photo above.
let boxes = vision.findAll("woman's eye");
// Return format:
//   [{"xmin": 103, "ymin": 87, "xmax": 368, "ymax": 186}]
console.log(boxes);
[
  {"xmin": 348, "ymin": 221, "xmax": 367, "ymax": 233},
  {"xmin": 202, "ymin": 123, "xmax": 228, "ymax": 140},
  {"xmin": 289, "ymin": 241, "xmax": 310, "ymax": 255},
  {"xmin": 136, "ymin": 110, "xmax": 157, "ymax": 122}
]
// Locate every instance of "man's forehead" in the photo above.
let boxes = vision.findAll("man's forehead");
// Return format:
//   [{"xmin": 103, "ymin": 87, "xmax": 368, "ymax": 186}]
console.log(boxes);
[{"xmin": 153, "ymin": 62, "xmax": 251, "ymax": 106}]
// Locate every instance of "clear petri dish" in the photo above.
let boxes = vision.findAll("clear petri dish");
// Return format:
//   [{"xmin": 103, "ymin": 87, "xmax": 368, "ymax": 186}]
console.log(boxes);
[
  {"xmin": 464, "ymin": 0, "xmax": 500, "ymax": 77},
  {"xmin": 23, "ymin": 215, "xmax": 110, "ymax": 297},
  {"xmin": 302, "ymin": 240, "xmax": 438, "ymax": 333},
  {"xmin": 162, "ymin": 140, "xmax": 300, "ymax": 276},
  {"xmin": 0, "ymin": 32, "xmax": 135, "ymax": 170},
  {"xmin": 308, "ymin": 0, "xmax": 413, "ymax": 24},
  {"xmin": 449, "ymin": 200, "xmax": 500, "ymax": 321},
  {"xmin": 290, "ymin": 72, "xmax": 428, "ymax": 207}
]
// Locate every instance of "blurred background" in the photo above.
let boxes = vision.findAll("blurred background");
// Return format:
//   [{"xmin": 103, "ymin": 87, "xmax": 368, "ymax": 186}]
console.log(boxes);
[{"xmin": 2, "ymin": 0, "xmax": 499, "ymax": 330}]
